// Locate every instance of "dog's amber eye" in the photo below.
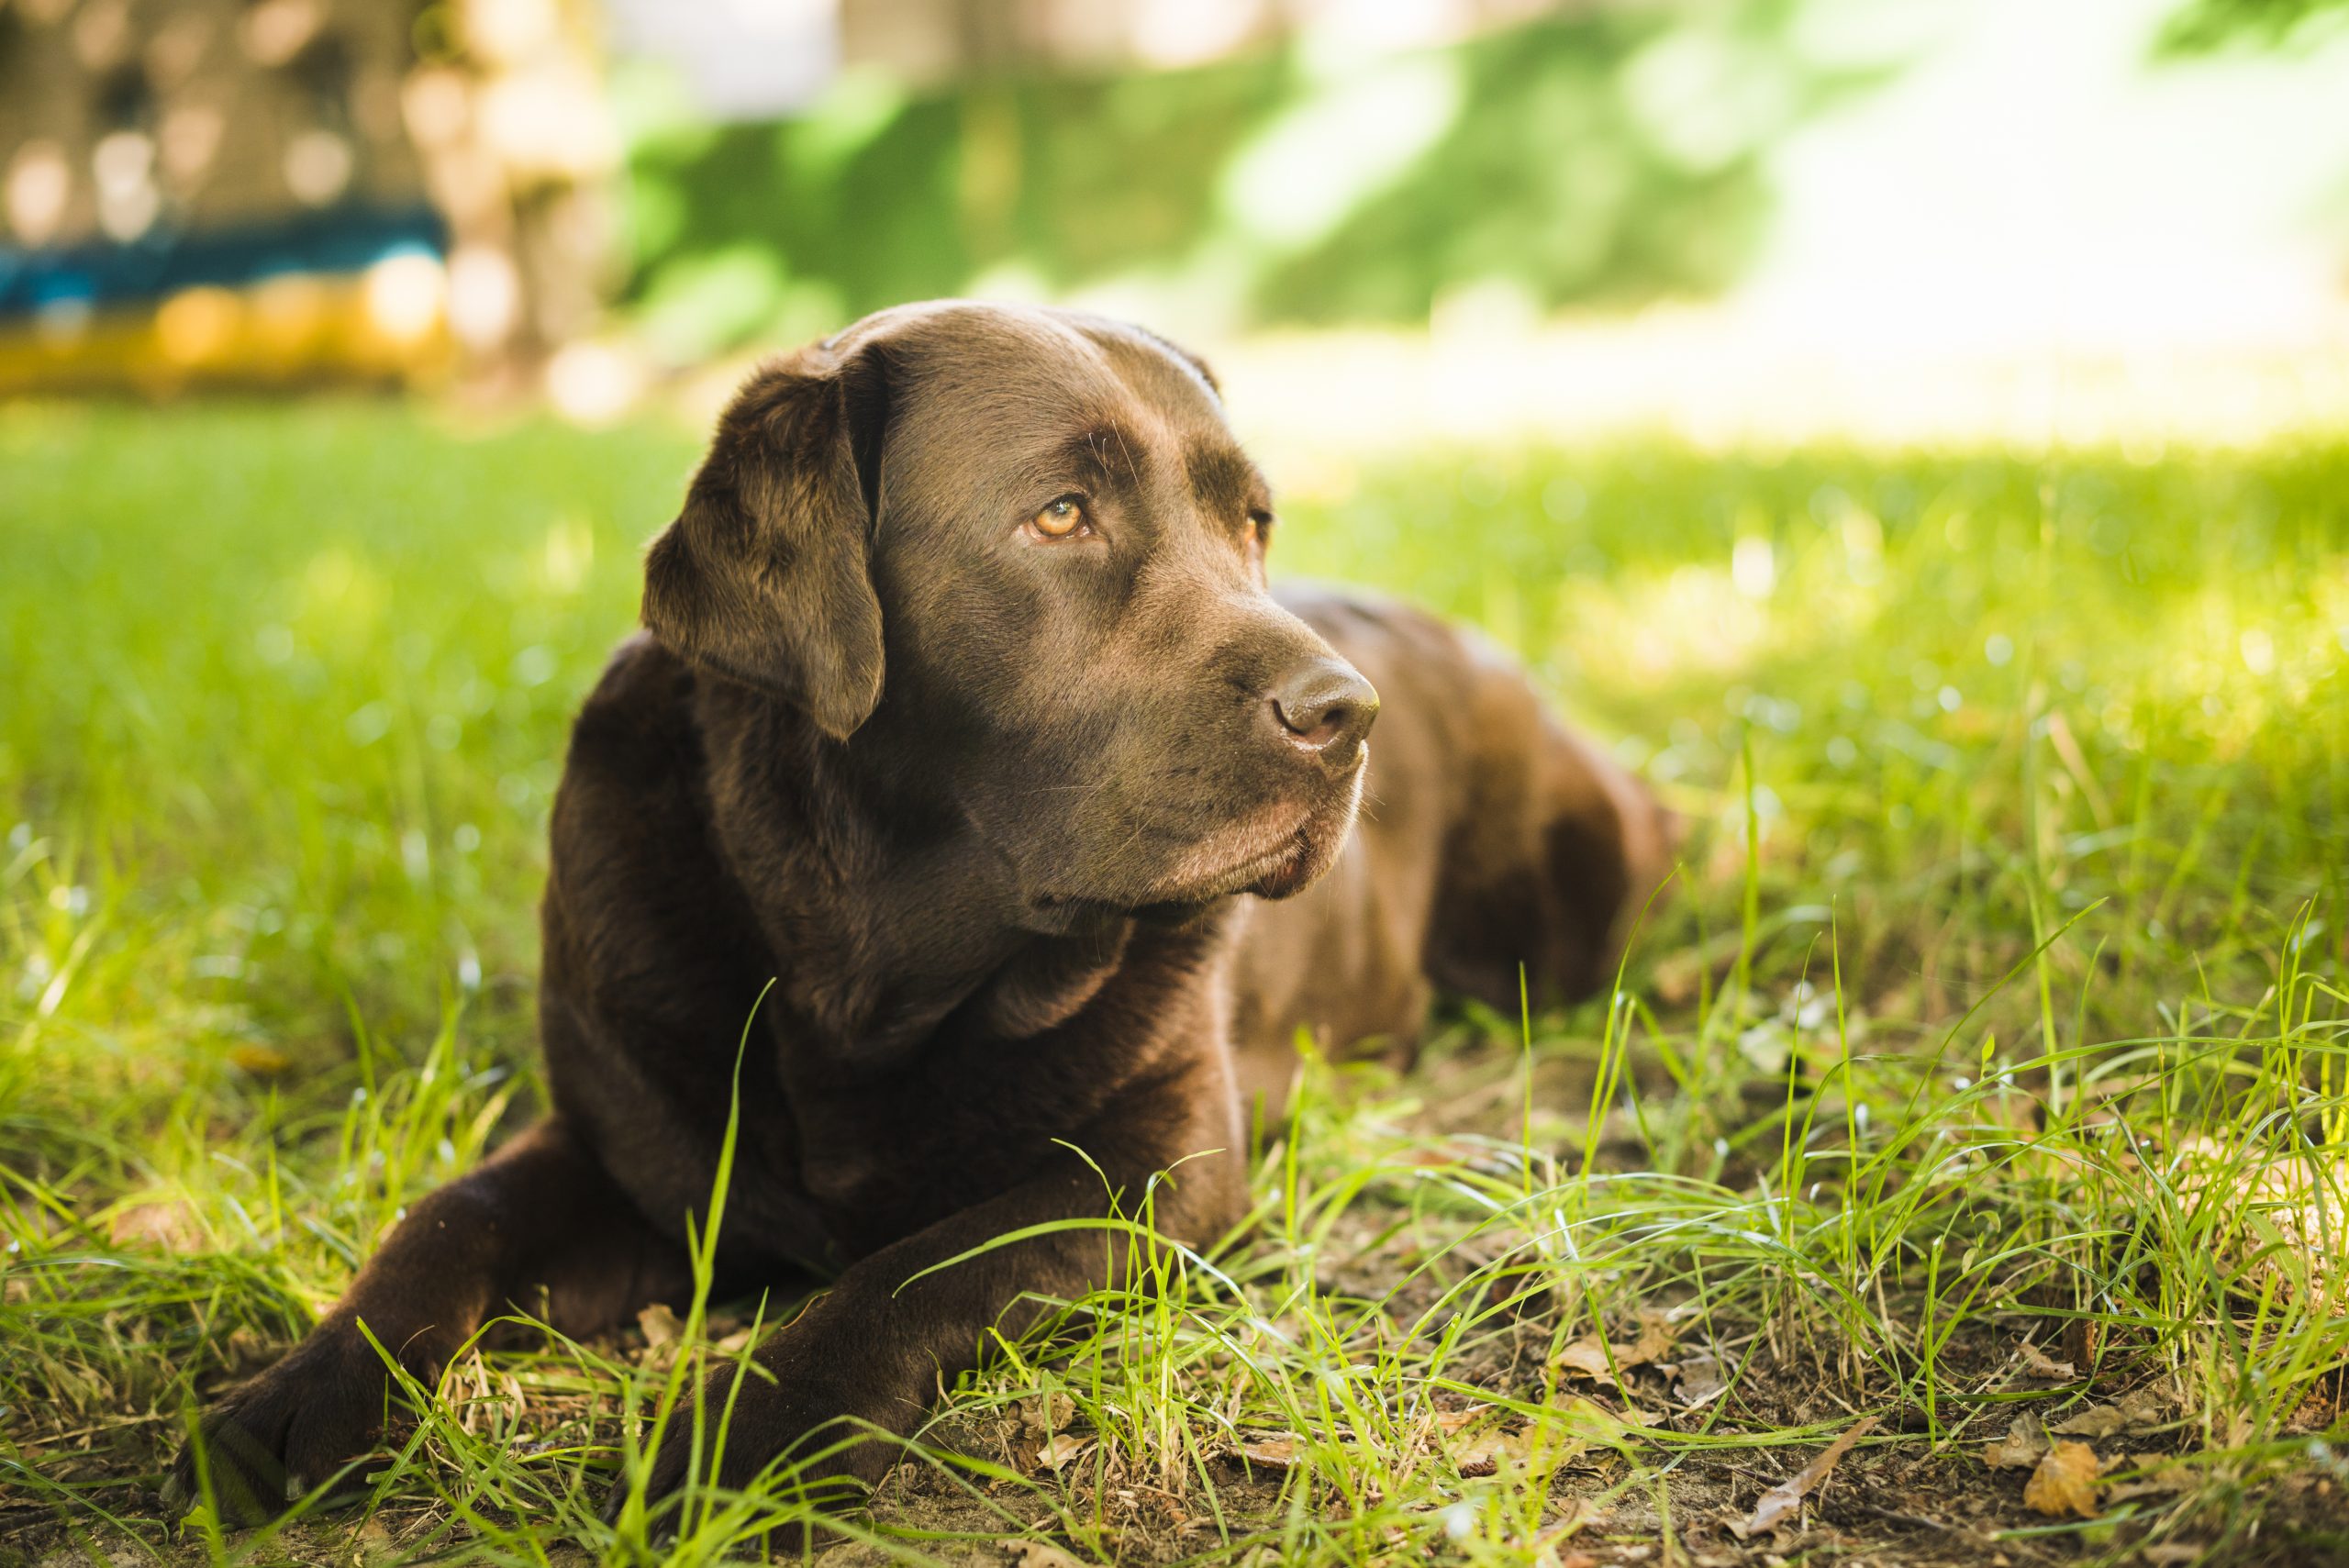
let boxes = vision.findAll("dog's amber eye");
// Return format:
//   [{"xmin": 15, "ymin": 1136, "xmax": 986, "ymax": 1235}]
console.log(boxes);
[{"xmin": 1030, "ymin": 497, "xmax": 1087, "ymax": 539}]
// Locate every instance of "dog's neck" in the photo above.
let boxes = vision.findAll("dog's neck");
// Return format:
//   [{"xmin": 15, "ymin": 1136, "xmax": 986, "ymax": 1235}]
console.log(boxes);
[{"xmin": 691, "ymin": 678, "xmax": 1210, "ymax": 1060}]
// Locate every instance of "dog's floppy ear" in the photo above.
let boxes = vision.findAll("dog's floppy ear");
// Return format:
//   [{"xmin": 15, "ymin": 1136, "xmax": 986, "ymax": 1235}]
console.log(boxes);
[{"xmin": 641, "ymin": 343, "xmax": 890, "ymax": 740}]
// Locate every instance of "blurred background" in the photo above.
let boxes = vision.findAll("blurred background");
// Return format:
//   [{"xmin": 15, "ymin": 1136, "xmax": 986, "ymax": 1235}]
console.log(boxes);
[
  {"xmin": 6, "ymin": 0, "xmax": 2349, "ymax": 451},
  {"xmin": 10, "ymin": 5, "xmax": 2349, "ymax": 1546}
]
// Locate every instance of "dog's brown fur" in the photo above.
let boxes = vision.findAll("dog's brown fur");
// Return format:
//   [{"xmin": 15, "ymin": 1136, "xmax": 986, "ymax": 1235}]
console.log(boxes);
[{"xmin": 171, "ymin": 302, "xmax": 1671, "ymax": 1529}]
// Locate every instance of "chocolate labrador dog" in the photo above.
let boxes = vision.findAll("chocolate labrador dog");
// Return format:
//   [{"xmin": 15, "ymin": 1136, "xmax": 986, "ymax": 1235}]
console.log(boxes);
[{"xmin": 170, "ymin": 301, "xmax": 1670, "ymax": 1525}]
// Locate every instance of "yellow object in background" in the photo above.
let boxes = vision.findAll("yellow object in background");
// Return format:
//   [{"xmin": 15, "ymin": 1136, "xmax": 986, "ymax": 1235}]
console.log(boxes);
[{"xmin": 0, "ymin": 252, "xmax": 451, "ymax": 395}]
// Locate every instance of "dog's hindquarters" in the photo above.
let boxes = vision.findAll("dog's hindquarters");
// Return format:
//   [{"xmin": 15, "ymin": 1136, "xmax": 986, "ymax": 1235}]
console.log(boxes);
[{"xmin": 1229, "ymin": 587, "xmax": 1673, "ymax": 1112}]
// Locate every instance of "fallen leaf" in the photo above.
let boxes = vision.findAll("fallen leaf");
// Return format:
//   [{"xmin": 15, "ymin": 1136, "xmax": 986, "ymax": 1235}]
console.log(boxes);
[
  {"xmin": 1453, "ymin": 1412, "xmax": 1596, "ymax": 1482},
  {"xmin": 353, "ymin": 1517, "xmax": 401, "ymax": 1567},
  {"xmin": 1001, "ymin": 1541, "xmax": 1094, "ymax": 1568},
  {"xmin": 1018, "ymin": 1390, "xmax": 1076, "ymax": 1440},
  {"xmin": 1449, "ymin": 1414, "xmax": 1526, "ymax": 1479},
  {"xmin": 1624, "ymin": 1310, "xmax": 1675, "ymax": 1364},
  {"xmin": 1236, "ymin": 1435, "xmax": 1301, "ymax": 1470},
  {"xmin": 1728, "ymin": 1414, "xmax": 1879, "ymax": 1539},
  {"xmin": 1555, "ymin": 1316, "xmax": 1676, "ymax": 1388},
  {"xmin": 1036, "ymin": 1432, "xmax": 1090, "ymax": 1472},
  {"xmin": 2052, "ymin": 1389, "xmax": 2166, "ymax": 1439},
  {"xmin": 1549, "ymin": 1393, "xmax": 1639, "ymax": 1436},
  {"xmin": 1554, "ymin": 1338, "xmax": 1620, "ymax": 1386},
  {"xmin": 1672, "ymin": 1351, "xmax": 1727, "ymax": 1408},
  {"xmin": 2023, "ymin": 1440, "xmax": 2102, "ymax": 1518},
  {"xmin": 1453, "ymin": 1437, "xmax": 1505, "ymax": 1478},
  {"xmin": 1531, "ymin": 1495, "xmax": 1607, "ymax": 1562},
  {"xmin": 2016, "ymin": 1340, "xmax": 2076, "ymax": 1381},
  {"xmin": 1540, "ymin": 1496, "xmax": 1604, "ymax": 1535},
  {"xmin": 636, "ymin": 1303, "xmax": 684, "ymax": 1348},
  {"xmin": 1983, "ymin": 1415, "xmax": 2049, "ymax": 1471}
]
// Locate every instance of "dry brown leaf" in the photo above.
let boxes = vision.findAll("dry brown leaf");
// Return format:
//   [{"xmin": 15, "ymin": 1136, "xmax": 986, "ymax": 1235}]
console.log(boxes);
[
  {"xmin": 2016, "ymin": 1340, "xmax": 2076, "ymax": 1381},
  {"xmin": 1236, "ymin": 1435, "xmax": 1301, "ymax": 1470},
  {"xmin": 1549, "ymin": 1393, "xmax": 1647, "ymax": 1436},
  {"xmin": 2052, "ymin": 1390, "xmax": 2166, "ymax": 1439},
  {"xmin": 1983, "ymin": 1415, "xmax": 2049, "ymax": 1471},
  {"xmin": 1453, "ymin": 1437, "xmax": 1506, "ymax": 1478},
  {"xmin": 1448, "ymin": 1413, "xmax": 1521, "ymax": 1479},
  {"xmin": 636, "ymin": 1303, "xmax": 684, "ymax": 1348},
  {"xmin": 1018, "ymin": 1390, "xmax": 1076, "ymax": 1439},
  {"xmin": 2023, "ymin": 1440, "xmax": 2102, "ymax": 1518},
  {"xmin": 1554, "ymin": 1338, "xmax": 1620, "ymax": 1386},
  {"xmin": 1556, "ymin": 1316, "xmax": 1675, "ymax": 1388},
  {"xmin": 1672, "ymin": 1351, "xmax": 1727, "ymax": 1408},
  {"xmin": 352, "ymin": 1517, "xmax": 399, "ymax": 1568},
  {"xmin": 1453, "ymin": 1414, "xmax": 1592, "ymax": 1482},
  {"xmin": 1036, "ymin": 1432, "xmax": 1090, "ymax": 1472},
  {"xmin": 1728, "ymin": 1414, "xmax": 1878, "ymax": 1539},
  {"xmin": 1624, "ymin": 1310, "xmax": 1675, "ymax": 1364},
  {"xmin": 1529, "ymin": 1497, "xmax": 1606, "ymax": 1565},
  {"xmin": 1002, "ymin": 1541, "xmax": 1094, "ymax": 1568}
]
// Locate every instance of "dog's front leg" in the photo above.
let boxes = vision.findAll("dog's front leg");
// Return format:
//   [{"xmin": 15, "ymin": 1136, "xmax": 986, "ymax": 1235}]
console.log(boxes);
[
  {"xmin": 619, "ymin": 1118, "xmax": 1243, "ymax": 1528},
  {"xmin": 170, "ymin": 1117, "xmax": 690, "ymax": 1521}
]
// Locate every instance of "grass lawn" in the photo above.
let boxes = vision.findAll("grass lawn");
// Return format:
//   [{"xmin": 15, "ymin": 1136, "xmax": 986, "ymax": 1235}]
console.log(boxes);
[{"xmin": 3, "ymin": 399, "xmax": 2344, "ymax": 1567}]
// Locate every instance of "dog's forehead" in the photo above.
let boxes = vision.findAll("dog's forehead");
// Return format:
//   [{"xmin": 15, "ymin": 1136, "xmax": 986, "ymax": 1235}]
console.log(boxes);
[{"xmin": 880, "ymin": 305, "xmax": 1226, "ymax": 444}]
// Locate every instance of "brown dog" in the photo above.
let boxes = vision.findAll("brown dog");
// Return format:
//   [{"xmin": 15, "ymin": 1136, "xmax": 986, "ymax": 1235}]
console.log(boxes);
[{"xmin": 170, "ymin": 301, "xmax": 1671, "ymax": 1526}]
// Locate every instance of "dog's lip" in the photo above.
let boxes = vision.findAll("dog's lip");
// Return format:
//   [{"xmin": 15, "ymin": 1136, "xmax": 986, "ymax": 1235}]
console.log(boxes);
[
  {"xmin": 1029, "ymin": 752, "xmax": 1366, "ymax": 912},
  {"xmin": 1218, "ymin": 829, "xmax": 1313, "ymax": 895},
  {"xmin": 1241, "ymin": 831, "xmax": 1316, "ymax": 899},
  {"xmin": 1152, "ymin": 820, "xmax": 1310, "ymax": 905},
  {"xmin": 1154, "ymin": 751, "xmax": 1366, "ymax": 903}
]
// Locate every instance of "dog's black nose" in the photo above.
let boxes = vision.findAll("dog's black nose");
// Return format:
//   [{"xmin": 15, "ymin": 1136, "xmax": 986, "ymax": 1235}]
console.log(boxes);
[{"xmin": 1269, "ymin": 658, "xmax": 1379, "ymax": 762}]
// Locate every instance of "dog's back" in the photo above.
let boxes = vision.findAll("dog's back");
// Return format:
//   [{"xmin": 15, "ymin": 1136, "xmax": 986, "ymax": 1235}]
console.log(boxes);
[{"xmin": 1228, "ymin": 585, "xmax": 1675, "ymax": 1112}]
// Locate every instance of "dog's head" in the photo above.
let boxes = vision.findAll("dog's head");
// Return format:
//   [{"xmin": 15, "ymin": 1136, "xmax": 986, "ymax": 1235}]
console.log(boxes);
[{"xmin": 642, "ymin": 301, "xmax": 1377, "ymax": 915}]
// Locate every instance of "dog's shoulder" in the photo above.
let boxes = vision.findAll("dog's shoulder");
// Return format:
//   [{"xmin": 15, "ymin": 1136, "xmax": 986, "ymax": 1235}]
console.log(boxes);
[
  {"xmin": 548, "ymin": 633, "xmax": 717, "ymax": 915},
  {"xmin": 563, "ymin": 632, "xmax": 706, "ymax": 787}
]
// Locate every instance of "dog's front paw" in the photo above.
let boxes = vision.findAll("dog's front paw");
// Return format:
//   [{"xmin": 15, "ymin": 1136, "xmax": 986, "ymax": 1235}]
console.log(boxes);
[
  {"xmin": 164, "ymin": 1324, "xmax": 404, "ymax": 1524},
  {"xmin": 606, "ymin": 1359, "xmax": 905, "ymax": 1540}
]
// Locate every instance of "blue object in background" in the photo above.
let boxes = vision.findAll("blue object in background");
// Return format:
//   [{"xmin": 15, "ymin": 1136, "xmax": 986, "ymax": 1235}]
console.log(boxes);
[{"xmin": 0, "ymin": 205, "xmax": 447, "ymax": 321}]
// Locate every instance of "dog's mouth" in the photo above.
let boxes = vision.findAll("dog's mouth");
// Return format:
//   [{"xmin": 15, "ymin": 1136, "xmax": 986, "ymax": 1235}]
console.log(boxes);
[
  {"xmin": 1219, "ymin": 828, "xmax": 1316, "ymax": 901},
  {"xmin": 1151, "ymin": 752, "xmax": 1367, "ymax": 907},
  {"xmin": 1019, "ymin": 751, "xmax": 1367, "ymax": 917}
]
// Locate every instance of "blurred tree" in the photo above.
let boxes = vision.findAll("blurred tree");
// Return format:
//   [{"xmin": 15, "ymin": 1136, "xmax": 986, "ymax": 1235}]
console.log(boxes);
[{"xmin": 618, "ymin": 8, "xmax": 1864, "ymax": 361}]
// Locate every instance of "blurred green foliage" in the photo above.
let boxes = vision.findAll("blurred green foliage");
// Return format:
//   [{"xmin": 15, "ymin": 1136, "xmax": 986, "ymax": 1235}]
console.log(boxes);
[
  {"xmin": 2159, "ymin": 0, "xmax": 2349, "ymax": 50},
  {"xmin": 617, "ymin": 9, "xmax": 1856, "ymax": 361}
]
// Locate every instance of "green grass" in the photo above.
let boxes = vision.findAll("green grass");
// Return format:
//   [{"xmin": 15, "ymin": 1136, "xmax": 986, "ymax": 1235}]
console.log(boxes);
[{"xmin": 3, "ymin": 400, "xmax": 2344, "ymax": 1566}]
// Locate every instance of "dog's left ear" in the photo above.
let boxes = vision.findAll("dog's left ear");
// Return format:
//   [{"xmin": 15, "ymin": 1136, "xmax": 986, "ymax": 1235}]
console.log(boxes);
[{"xmin": 641, "ymin": 342, "xmax": 891, "ymax": 740}]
